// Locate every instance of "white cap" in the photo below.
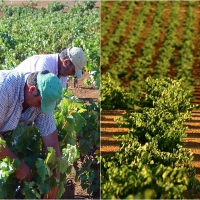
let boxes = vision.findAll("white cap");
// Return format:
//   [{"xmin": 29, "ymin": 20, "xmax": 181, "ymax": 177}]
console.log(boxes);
[{"xmin": 67, "ymin": 47, "xmax": 86, "ymax": 78}]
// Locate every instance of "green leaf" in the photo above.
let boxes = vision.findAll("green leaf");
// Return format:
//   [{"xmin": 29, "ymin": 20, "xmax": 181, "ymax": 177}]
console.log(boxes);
[
  {"xmin": 45, "ymin": 147, "xmax": 56, "ymax": 168},
  {"xmin": 22, "ymin": 181, "xmax": 40, "ymax": 199},
  {"xmin": 59, "ymin": 157, "xmax": 71, "ymax": 174},
  {"xmin": 72, "ymin": 112, "xmax": 86, "ymax": 132},
  {"xmin": 57, "ymin": 182, "xmax": 65, "ymax": 199},
  {"xmin": 12, "ymin": 158, "xmax": 20, "ymax": 170},
  {"xmin": 0, "ymin": 138, "xmax": 6, "ymax": 150},
  {"xmin": 36, "ymin": 158, "xmax": 48, "ymax": 182},
  {"xmin": 88, "ymin": 171, "xmax": 95, "ymax": 183}
]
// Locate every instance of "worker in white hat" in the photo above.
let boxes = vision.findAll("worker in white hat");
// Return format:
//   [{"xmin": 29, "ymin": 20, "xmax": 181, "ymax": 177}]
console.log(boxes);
[{"xmin": 15, "ymin": 47, "xmax": 86, "ymax": 88}]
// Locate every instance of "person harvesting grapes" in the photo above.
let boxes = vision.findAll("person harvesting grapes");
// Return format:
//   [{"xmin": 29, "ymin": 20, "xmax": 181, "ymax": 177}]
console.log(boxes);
[{"xmin": 0, "ymin": 70, "xmax": 62, "ymax": 199}]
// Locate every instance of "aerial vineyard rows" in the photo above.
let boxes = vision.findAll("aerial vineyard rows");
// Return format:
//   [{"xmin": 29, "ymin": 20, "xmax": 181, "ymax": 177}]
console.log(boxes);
[
  {"xmin": 101, "ymin": 1, "xmax": 200, "ymax": 199},
  {"xmin": 101, "ymin": 1, "xmax": 200, "ymax": 95}
]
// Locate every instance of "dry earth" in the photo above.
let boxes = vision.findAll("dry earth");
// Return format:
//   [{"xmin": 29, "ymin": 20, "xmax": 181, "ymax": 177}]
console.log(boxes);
[
  {"xmin": 66, "ymin": 72, "xmax": 99, "ymax": 199},
  {"xmin": 68, "ymin": 72, "xmax": 99, "ymax": 105}
]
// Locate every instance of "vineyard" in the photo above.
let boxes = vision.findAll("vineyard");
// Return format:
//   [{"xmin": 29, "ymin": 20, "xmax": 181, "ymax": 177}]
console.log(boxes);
[
  {"xmin": 101, "ymin": 1, "xmax": 200, "ymax": 199},
  {"xmin": 101, "ymin": 1, "xmax": 200, "ymax": 92},
  {"xmin": 0, "ymin": 1, "xmax": 100, "ymax": 199}
]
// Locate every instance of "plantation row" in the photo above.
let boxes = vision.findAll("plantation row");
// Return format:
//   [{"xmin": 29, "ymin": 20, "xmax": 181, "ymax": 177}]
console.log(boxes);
[
  {"xmin": 101, "ymin": 77, "xmax": 200, "ymax": 199},
  {"xmin": 101, "ymin": 1, "xmax": 200, "ymax": 95},
  {"xmin": 101, "ymin": 1, "xmax": 200, "ymax": 199}
]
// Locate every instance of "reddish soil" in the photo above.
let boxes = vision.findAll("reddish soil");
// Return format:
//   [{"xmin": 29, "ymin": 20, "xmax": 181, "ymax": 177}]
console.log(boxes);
[
  {"xmin": 101, "ymin": 2, "xmax": 200, "ymax": 82},
  {"xmin": 101, "ymin": 1, "xmax": 143, "ymax": 74},
  {"xmin": 67, "ymin": 72, "xmax": 99, "ymax": 105},
  {"xmin": 101, "ymin": 110, "xmax": 128, "ymax": 157},
  {"xmin": 148, "ymin": 1, "xmax": 171, "ymax": 76},
  {"xmin": 0, "ymin": 0, "xmax": 100, "ymax": 17},
  {"xmin": 101, "ymin": 1, "xmax": 129, "ymax": 48},
  {"xmin": 67, "ymin": 72, "xmax": 99, "ymax": 199},
  {"xmin": 130, "ymin": 2, "xmax": 157, "ymax": 67}
]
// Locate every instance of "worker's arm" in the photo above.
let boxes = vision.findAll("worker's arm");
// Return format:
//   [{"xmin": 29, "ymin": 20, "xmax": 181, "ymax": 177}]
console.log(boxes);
[
  {"xmin": 0, "ymin": 122, "xmax": 32, "ymax": 182},
  {"xmin": 42, "ymin": 129, "xmax": 61, "ymax": 199}
]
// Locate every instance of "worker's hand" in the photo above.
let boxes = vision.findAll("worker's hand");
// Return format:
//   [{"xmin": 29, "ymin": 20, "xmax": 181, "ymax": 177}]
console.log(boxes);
[
  {"xmin": 44, "ymin": 185, "xmax": 59, "ymax": 199},
  {"xmin": 14, "ymin": 161, "xmax": 32, "ymax": 182}
]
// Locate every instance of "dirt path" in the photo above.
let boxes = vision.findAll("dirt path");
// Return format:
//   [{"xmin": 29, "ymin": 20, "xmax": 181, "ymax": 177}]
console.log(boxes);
[
  {"xmin": 67, "ymin": 73, "xmax": 99, "ymax": 199},
  {"xmin": 101, "ymin": 110, "xmax": 128, "ymax": 157},
  {"xmin": 67, "ymin": 72, "xmax": 99, "ymax": 104},
  {"xmin": 184, "ymin": 110, "xmax": 200, "ymax": 180}
]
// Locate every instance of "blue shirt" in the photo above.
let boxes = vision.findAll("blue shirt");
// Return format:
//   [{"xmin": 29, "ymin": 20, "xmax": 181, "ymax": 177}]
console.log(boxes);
[{"xmin": 0, "ymin": 70, "xmax": 56, "ymax": 137}]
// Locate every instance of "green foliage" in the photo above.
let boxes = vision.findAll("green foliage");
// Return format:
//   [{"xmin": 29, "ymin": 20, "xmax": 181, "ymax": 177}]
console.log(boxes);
[
  {"xmin": 46, "ymin": 1, "xmax": 66, "ymax": 12},
  {"xmin": 0, "ymin": 2, "xmax": 100, "ymax": 196},
  {"xmin": 78, "ymin": 99, "xmax": 100, "ymax": 154},
  {"xmin": 0, "ymin": 137, "xmax": 6, "ymax": 149},
  {"xmin": 0, "ymin": 0, "xmax": 100, "ymax": 89},
  {"xmin": 116, "ymin": 77, "xmax": 196, "ymax": 151},
  {"xmin": 0, "ymin": 157, "xmax": 20, "ymax": 198},
  {"xmin": 57, "ymin": 89, "xmax": 100, "ymax": 196},
  {"xmin": 101, "ymin": 1, "xmax": 198, "ymax": 95},
  {"xmin": 101, "ymin": 77, "xmax": 200, "ymax": 199},
  {"xmin": 0, "ymin": 88, "xmax": 100, "ymax": 198},
  {"xmin": 101, "ymin": 72, "xmax": 137, "ymax": 110},
  {"xmin": 74, "ymin": 99, "xmax": 100, "ymax": 195},
  {"xmin": 54, "ymin": 89, "xmax": 86, "ymax": 148},
  {"xmin": 102, "ymin": 140, "xmax": 192, "ymax": 199},
  {"xmin": 74, "ymin": 154, "xmax": 100, "ymax": 195}
]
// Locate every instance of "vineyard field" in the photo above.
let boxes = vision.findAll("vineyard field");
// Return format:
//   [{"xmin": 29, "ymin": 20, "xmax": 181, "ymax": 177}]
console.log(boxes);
[
  {"xmin": 101, "ymin": 1, "xmax": 200, "ymax": 92},
  {"xmin": 101, "ymin": 79, "xmax": 200, "ymax": 199},
  {"xmin": 101, "ymin": 1, "xmax": 200, "ymax": 198},
  {"xmin": 101, "ymin": 109, "xmax": 200, "ymax": 198},
  {"xmin": 0, "ymin": 1, "xmax": 100, "ymax": 199}
]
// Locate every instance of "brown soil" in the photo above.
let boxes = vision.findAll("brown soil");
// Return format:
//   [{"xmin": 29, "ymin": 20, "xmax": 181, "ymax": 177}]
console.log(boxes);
[
  {"xmin": 0, "ymin": 0, "xmax": 100, "ymax": 17},
  {"xmin": 101, "ymin": 110, "xmax": 127, "ymax": 157},
  {"xmin": 101, "ymin": 1, "xmax": 143, "ymax": 74},
  {"xmin": 67, "ymin": 72, "xmax": 99, "ymax": 105},
  {"xmin": 130, "ymin": 2, "xmax": 157, "ymax": 66},
  {"xmin": 67, "ymin": 72, "xmax": 99, "ymax": 199},
  {"xmin": 101, "ymin": 1, "xmax": 200, "ymax": 83},
  {"xmin": 101, "ymin": 1, "xmax": 129, "ymax": 48},
  {"xmin": 148, "ymin": 1, "xmax": 171, "ymax": 76}
]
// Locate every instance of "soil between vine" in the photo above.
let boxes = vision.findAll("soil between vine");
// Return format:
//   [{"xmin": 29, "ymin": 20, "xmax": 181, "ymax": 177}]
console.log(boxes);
[{"xmin": 65, "ymin": 72, "xmax": 99, "ymax": 199}]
